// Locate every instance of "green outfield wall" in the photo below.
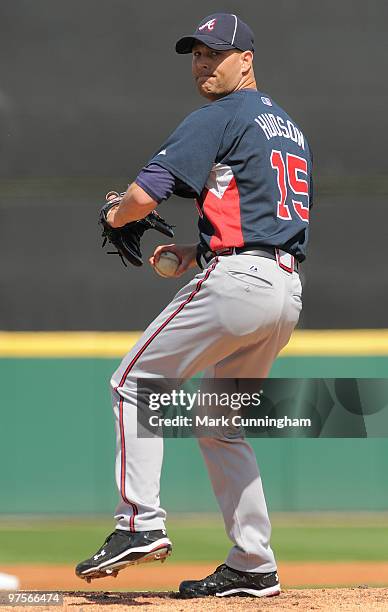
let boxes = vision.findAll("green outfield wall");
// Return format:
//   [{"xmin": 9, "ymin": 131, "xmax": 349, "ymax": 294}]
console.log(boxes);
[{"xmin": 1, "ymin": 335, "xmax": 388, "ymax": 515}]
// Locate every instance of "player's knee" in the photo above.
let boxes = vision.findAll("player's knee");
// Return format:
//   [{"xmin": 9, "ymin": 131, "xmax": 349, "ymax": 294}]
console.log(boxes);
[
  {"xmin": 110, "ymin": 359, "xmax": 134, "ymax": 390},
  {"xmin": 110, "ymin": 372, "xmax": 135, "ymax": 393}
]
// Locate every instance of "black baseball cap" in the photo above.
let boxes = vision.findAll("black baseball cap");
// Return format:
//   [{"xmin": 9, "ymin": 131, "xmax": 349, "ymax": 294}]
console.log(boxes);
[{"xmin": 176, "ymin": 13, "xmax": 254, "ymax": 54}]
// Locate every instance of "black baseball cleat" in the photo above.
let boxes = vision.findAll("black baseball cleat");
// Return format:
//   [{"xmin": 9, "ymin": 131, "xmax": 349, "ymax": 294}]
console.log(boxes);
[
  {"xmin": 178, "ymin": 564, "xmax": 280, "ymax": 598},
  {"xmin": 75, "ymin": 529, "xmax": 172, "ymax": 582}
]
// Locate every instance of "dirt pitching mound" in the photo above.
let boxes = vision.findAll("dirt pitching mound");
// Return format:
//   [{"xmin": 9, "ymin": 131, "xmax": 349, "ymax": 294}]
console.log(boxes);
[
  {"xmin": 10, "ymin": 588, "xmax": 388, "ymax": 612},
  {"xmin": 4, "ymin": 561, "xmax": 388, "ymax": 591}
]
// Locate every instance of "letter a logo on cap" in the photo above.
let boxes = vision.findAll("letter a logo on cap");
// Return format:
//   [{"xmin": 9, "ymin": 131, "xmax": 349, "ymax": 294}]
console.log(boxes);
[{"xmin": 198, "ymin": 18, "xmax": 217, "ymax": 31}]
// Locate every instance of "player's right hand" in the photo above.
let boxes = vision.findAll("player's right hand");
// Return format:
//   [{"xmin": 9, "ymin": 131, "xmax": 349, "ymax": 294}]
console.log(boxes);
[{"xmin": 149, "ymin": 244, "xmax": 198, "ymax": 277}]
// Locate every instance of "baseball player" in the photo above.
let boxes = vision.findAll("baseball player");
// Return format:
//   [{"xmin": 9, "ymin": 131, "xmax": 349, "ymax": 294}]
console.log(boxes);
[{"xmin": 76, "ymin": 13, "xmax": 313, "ymax": 598}]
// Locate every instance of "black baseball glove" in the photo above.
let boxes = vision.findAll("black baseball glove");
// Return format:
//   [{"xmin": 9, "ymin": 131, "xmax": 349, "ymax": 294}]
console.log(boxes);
[{"xmin": 99, "ymin": 191, "xmax": 174, "ymax": 267}]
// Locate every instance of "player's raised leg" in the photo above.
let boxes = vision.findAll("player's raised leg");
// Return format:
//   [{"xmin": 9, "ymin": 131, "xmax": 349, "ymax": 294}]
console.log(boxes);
[{"xmin": 75, "ymin": 262, "xmax": 249, "ymax": 581}]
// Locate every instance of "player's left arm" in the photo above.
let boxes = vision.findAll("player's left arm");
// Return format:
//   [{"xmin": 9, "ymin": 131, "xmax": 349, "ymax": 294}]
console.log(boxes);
[{"xmin": 106, "ymin": 182, "xmax": 157, "ymax": 228}]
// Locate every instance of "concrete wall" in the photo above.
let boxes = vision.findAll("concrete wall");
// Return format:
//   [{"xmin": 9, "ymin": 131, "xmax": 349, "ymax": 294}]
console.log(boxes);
[{"xmin": 0, "ymin": 0, "xmax": 387, "ymax": 329}]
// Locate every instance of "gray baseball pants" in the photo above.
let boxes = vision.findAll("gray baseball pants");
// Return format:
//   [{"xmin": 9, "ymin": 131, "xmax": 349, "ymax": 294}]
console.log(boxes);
[{"xmin": 110, "ymin": 253, "xmax": 302, "ymax": 573}]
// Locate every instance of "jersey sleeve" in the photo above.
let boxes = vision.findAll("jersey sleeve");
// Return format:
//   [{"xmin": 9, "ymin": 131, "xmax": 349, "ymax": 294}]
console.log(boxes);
[
  {"xmin": 147, "ymin": 104, "xmax": 230, "ymax": 196},
  {"xmin": 135, "ymin": 164, "xmax": 176, "ymax": 203}
]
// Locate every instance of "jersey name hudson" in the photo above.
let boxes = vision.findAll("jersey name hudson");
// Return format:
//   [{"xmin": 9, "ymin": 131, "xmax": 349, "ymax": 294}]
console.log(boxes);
[{"xmin": 254, "ymin": 113, "xmax": 305, "ymax": 150}]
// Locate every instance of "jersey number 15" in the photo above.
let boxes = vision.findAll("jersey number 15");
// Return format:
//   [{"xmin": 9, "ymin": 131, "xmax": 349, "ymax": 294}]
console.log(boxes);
[{"xmin": 270, "ymin": 150, "xmax": 309, "ymax": 222}]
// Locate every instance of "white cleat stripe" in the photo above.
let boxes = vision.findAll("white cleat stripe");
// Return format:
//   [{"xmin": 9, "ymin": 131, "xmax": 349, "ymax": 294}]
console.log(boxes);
[
  {"xmin": 81, "ymin": 538, "xmax": 172, "ymax": 574},
  {"xmin": 216, "ymin": 584, "xmax": 281, "ymax": 598}
]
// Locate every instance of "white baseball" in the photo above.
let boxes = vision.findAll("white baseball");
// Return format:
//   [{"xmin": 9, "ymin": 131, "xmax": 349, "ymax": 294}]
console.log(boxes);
[{"xmin": 154, "ymin": 251, "xmax": 180, "ymax": 278}]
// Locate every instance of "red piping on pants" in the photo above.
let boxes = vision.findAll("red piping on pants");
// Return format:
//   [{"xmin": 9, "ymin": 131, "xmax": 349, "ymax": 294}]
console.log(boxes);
[{"xmin": 115, "ymin": 258, "xmax": 219, "ymax": 531}]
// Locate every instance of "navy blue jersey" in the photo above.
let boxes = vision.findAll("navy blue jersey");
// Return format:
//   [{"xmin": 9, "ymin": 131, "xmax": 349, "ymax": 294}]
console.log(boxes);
[{"xmin": 148, "ymin": 89, "xmax": 313, "ymax": 261}]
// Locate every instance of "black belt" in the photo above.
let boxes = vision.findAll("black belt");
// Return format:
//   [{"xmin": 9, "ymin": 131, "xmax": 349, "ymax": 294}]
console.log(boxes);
[
  {"xmin": 234, "ymin": 246, "xmax": 277, "ymax": 257},
  {"xmin": 198, "ymin": 245, "xmax": 299, "ymax": 272}
]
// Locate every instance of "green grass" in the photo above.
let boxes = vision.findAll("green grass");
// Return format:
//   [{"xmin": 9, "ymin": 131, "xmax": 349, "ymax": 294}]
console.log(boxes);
[
  {"xmin": 0, "ymin": 516, "xmax": 388, "ymax": 565},
  {"xmin": 273, "ymin": 526, "xmax": 388, "ymax": 561}
]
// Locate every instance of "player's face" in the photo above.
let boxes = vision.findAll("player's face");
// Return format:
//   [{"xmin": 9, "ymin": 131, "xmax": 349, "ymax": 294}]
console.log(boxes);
[{"xmin": 192, "ymin": 43, "xmax": 246, "ymax": 100}]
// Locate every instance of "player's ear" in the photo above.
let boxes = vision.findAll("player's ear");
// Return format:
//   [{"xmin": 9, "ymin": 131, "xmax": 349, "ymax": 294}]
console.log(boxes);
[{"xmin": 241, "ymin": 50, "xmax": 254, "ymax": 73}]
